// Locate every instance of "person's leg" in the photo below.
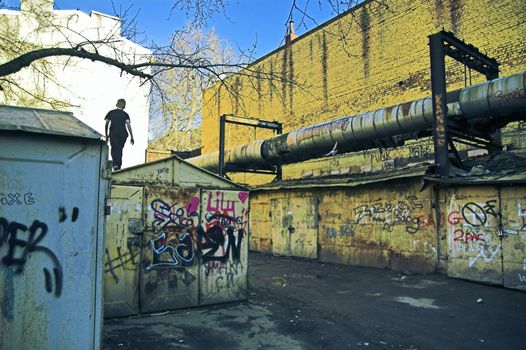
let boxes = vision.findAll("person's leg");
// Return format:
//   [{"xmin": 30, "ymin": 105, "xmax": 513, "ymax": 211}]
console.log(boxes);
[{"xmin": 110, "ymin": 135, "xmax": 125, "ymax": 169}]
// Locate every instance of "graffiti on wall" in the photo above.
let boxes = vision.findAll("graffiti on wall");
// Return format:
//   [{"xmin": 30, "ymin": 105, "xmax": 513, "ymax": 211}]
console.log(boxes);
[
  {"xmin": 353, "ymin": 195, "xmax": 423, "ymax": 234},
  {"xmin": 147, "ymin": 197, "xmax": 199, "ymax": 270},
  {"xmin": 105, "ymin": 244, "xmax": 140, "ymax": 284},
  {"xmin": 468, "ymin": 245, "xmax": 501, "ymax": 268},
  {"xmin": 448, "ymin": 200, "xmax": 500, "ymax": 255},
  {"xmin": 325, "ymin": 195, "xmax": 426, "ymax": 238},
  {"xmin": 200, "ymin": 191, "xmax": 249, "ymax": 290},
  {"xmin": 0, "ymin": 192, "xmax": 36, "ymax": 206},
  {"xmin": 200, "ymin": 191, "xmax": 248, "ymax": 264},
  {"xmin": 447, "ymin": 199, "xmax": 503, "ymax": 272},
  {"xmin": 0, "ymin": 207, "xmax": 78, "ymax": 297}
]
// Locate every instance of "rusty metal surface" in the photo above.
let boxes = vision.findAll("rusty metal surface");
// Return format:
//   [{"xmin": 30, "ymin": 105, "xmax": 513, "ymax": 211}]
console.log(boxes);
[
  {"xmin": 107, "ymin": 158, "xmax": 250, "ymax": 315},
  {"xmin": 140, "ymin": 187, "xmax": 201, "ymax": 312},
  {"xmin": 270, "ymin": 197, "xmax": 318, "ymax": 259},
  {"xmin": 0, "ymin": 104, "xmax": 101, "ymax": 140},
  {"xmin": 199, "ymin": 190, "xmax": 249, "ymax": 305},
  {"xmin": 252, "ymin": 166, "xmax": 428, "ymax": 191},
  {"xmin": 500, "ymin": 187, "xmax": 526, "ymax": 291},
  {"xmin": 103, "ymin": 185, "xmax": 144, "ymax": 318},
  {"xmin": 112, "ymin": 159, "xmax": 175, "ymax": 186},
  {"xmin": 254, "ymin": 178, "xmax": 438, "ymax": 273},
  {"xmin": 445, "ymin": 188, "xmax": 503, "ymax": 284},
  {"xmin": 249, "ymin": 199, "xmax": 273, "ymax": 254},
  {"xmin": 271, "ymin": 198, "xmax": 291, "ymax": 256},
  {"xmin": 112, "ymin": 156, "xmax": 246, "ymax": 190},
  {"xmin": 318, "ymin": 182, "xmax": 436, "ymax": 273},
  {"xmin": 0, "ymin": 132, "xmax": 107, "ymax": 350}
]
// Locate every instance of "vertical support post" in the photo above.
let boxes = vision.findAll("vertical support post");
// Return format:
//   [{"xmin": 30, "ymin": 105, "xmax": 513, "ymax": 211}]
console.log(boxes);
[
  {"xmin": 276, "ymin": 123, "xmax": 283, "ymax": 181},
  {"xmin": 218, "ymin": 115, "xmax": 226, "ymax": 177},
  {"xmin": 429, "ymin": 33, "xmax": 449, "ymax": 177}
]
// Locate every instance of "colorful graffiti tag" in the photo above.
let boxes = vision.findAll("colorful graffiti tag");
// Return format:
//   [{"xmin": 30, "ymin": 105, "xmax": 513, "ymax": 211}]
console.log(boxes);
[
  {"xmin": 200, "ymin": 191, "xmax": 249, "ymax": 292},
  {"xmin": 200, "ymin": 191, "xmax": 248, "ymax": 265},
  {"xmin": 147, "ymin": 197, "xmax": 199, "ymax": 270}
]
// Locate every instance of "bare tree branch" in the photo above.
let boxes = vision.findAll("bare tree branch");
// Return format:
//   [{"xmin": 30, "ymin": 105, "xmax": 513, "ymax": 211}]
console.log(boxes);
[{"xmin": 0, "ymin": 46, "xmax": 151, "ymax": 79}]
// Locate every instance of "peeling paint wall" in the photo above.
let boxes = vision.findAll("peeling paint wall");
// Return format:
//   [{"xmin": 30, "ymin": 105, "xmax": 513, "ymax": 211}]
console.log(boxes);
[{"xmin": 250, "ymin": 181, "xmax": 526, "ymax": 290}]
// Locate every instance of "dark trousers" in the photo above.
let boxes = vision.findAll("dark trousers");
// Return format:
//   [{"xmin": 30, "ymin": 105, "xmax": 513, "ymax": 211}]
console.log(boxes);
[{"xmin": 110, "ymin": 134, "xmax": 127, "ymax": 168}]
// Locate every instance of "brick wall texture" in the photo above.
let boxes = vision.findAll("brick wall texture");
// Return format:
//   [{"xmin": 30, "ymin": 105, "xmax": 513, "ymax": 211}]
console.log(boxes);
[{"xmin": 202, "ymin": 0, "xmax": 526, "ymax": 184}]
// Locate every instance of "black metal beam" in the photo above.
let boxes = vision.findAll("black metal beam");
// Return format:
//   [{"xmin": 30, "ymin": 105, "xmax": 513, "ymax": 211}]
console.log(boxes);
[
  {"xmin": 218, "ymin": 115, "xmax": 226, "ymax": 177},
  {"xmin": 217, "ymin": 114, "xmax": 283, "ymax": 180},
  {"xmin": 439, "ymin": 30, "xmax": 499, "ymax": 79},
  {"xmin": 428, "ymin": 30, "xmax": 499, "ymax": 177},
  {"xmin": 429, "ymin": 33, "xmax": 449, "ymax": 177},
  {"xmin": 222, "ymin": 114, "xmax": 282, "ymax": 131}
]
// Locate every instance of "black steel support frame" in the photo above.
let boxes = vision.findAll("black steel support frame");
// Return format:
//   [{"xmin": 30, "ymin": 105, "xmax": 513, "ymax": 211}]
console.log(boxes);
[
  {"xmin": 218, "ymin": 114, "xmax": 283, "ymax": 180},
  {"xmin": 429, "ymin": 30, "xmax": 499, "ymax": 177}
]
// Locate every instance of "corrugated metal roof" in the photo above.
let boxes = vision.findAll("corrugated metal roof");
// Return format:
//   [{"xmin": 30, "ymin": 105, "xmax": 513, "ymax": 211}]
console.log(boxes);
[
  {"xmin": 423, "ymin": 173, "xmax": 526, "ymax": 186},
  {"xmin": 0, "ymin": 104, "xmax": 102, "ymax": 140},
  {"xmin": 252, "ymin": 166, "xmax": 429, "ymax": 191}
]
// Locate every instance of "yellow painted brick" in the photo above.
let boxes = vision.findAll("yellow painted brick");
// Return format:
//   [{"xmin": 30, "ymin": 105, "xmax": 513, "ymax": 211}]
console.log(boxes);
[{"xmin": 202, "ymin": 0, "xmax": 526, "ymax": 185}]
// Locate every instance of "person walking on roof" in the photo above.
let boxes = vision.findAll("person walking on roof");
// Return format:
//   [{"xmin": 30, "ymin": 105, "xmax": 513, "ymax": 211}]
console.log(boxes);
[{"xmin": 105, "ymin": 98, "xmax": 134, "ymax": 171}]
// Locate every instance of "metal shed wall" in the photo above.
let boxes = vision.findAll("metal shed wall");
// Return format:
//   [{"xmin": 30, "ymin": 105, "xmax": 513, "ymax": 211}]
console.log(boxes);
[
  {"xmin": 250, "ymin": 172, "xmax": 526, "ymax": 291},
  {"xmin": 0, "ymin": 132, "xmax": 108, "ymax": 350},
  {"xmin": 104, "ymin": 157, "xmax": 250, "ymax": 317}
]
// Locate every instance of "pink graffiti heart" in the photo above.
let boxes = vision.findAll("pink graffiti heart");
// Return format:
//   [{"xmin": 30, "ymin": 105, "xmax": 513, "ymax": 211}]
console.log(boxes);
[
  {"xmin": 238, "ymin": 191, "xmax": 249, "ymax": 204},
  {"xmin": 186, "ymin": 197, "xmax": 199, "ymax": 214}
]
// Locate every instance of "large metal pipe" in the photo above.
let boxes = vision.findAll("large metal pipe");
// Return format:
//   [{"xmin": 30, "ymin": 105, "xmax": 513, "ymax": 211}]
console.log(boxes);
[{"xmin": 189, "ymin": 70, "xmax": 526, "ymax": 172}]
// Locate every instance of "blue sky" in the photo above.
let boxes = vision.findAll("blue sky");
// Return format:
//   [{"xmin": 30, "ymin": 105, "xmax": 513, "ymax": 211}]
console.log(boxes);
[{"xmin": 3, "ymin": 0, "xmax": 337, "ymax": 58}]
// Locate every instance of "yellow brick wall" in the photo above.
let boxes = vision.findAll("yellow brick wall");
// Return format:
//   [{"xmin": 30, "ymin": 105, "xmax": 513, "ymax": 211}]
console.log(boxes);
[{"xmin": 202, "ymin": 0, "xmax": 526, "ymax": 184}]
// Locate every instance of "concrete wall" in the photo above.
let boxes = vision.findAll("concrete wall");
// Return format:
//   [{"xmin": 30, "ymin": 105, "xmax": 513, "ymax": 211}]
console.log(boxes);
[
  {"xmin": 201, "ymin": 0, "xmax": 526, "ymax": 184},
  {"xmin": 250, "ymin": 181, "xmax": 526, "ymax": 290},
  {"xmin": 0, "ymin": 0, "xmax": 151, "ymax": 168}
]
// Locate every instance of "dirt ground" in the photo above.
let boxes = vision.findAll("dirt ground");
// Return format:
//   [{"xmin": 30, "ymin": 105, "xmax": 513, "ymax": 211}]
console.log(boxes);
[{"xmin": 103, "ymin": 252, "xmax": 526, "ymax": 349}]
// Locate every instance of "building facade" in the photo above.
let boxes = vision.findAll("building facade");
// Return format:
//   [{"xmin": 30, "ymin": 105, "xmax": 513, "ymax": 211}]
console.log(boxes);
[
  {"xmin": 201, "ymin": 0, "xmax": 526, "ymax": 184},
  {"xmin": 0, "ymin": 0, "xmax": 151, "ymax": 168},
  {"xmin": 197, "ymin": 0, "xmax": 526, "ymax": 289}
]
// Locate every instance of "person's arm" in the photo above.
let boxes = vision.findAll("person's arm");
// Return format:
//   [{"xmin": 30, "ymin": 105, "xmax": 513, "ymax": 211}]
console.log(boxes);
[
  {"xmin": 104, "ymin": 119, "xmax": 110, "ymax": 140},
  {"xmin": 126, "ymin": 120, "xmax": 134, "ymax": 145}
]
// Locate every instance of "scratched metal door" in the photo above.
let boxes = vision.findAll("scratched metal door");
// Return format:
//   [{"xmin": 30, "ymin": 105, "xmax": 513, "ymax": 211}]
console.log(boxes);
[
  {"xmin": 271, "ymin": 198, "xmax": 291, "ymax": 256},
  {"xmin": 199, "ymin": 189, "xmax": 249, "ymax": 305},
  {"xmin": 289, "ymin": 197, "xmax": 318, "ymax": 259},
  {"xmin": 104, "ymin": 185, "xmax": 144, "ymax": 317},
  {"xmin": 446, "ymin": 188, "xmax": 503, "ymax": 285},
  {"xmin": 271, "ymin": 197, "xmax": 318, "ymax": 259},
  {"xmin": 499, "ymin": 187, "xmax": 526, "ymax": 291},
  {"xmin": 140, "ymin": 187, "xmax": 200, "ymax": 312}
]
